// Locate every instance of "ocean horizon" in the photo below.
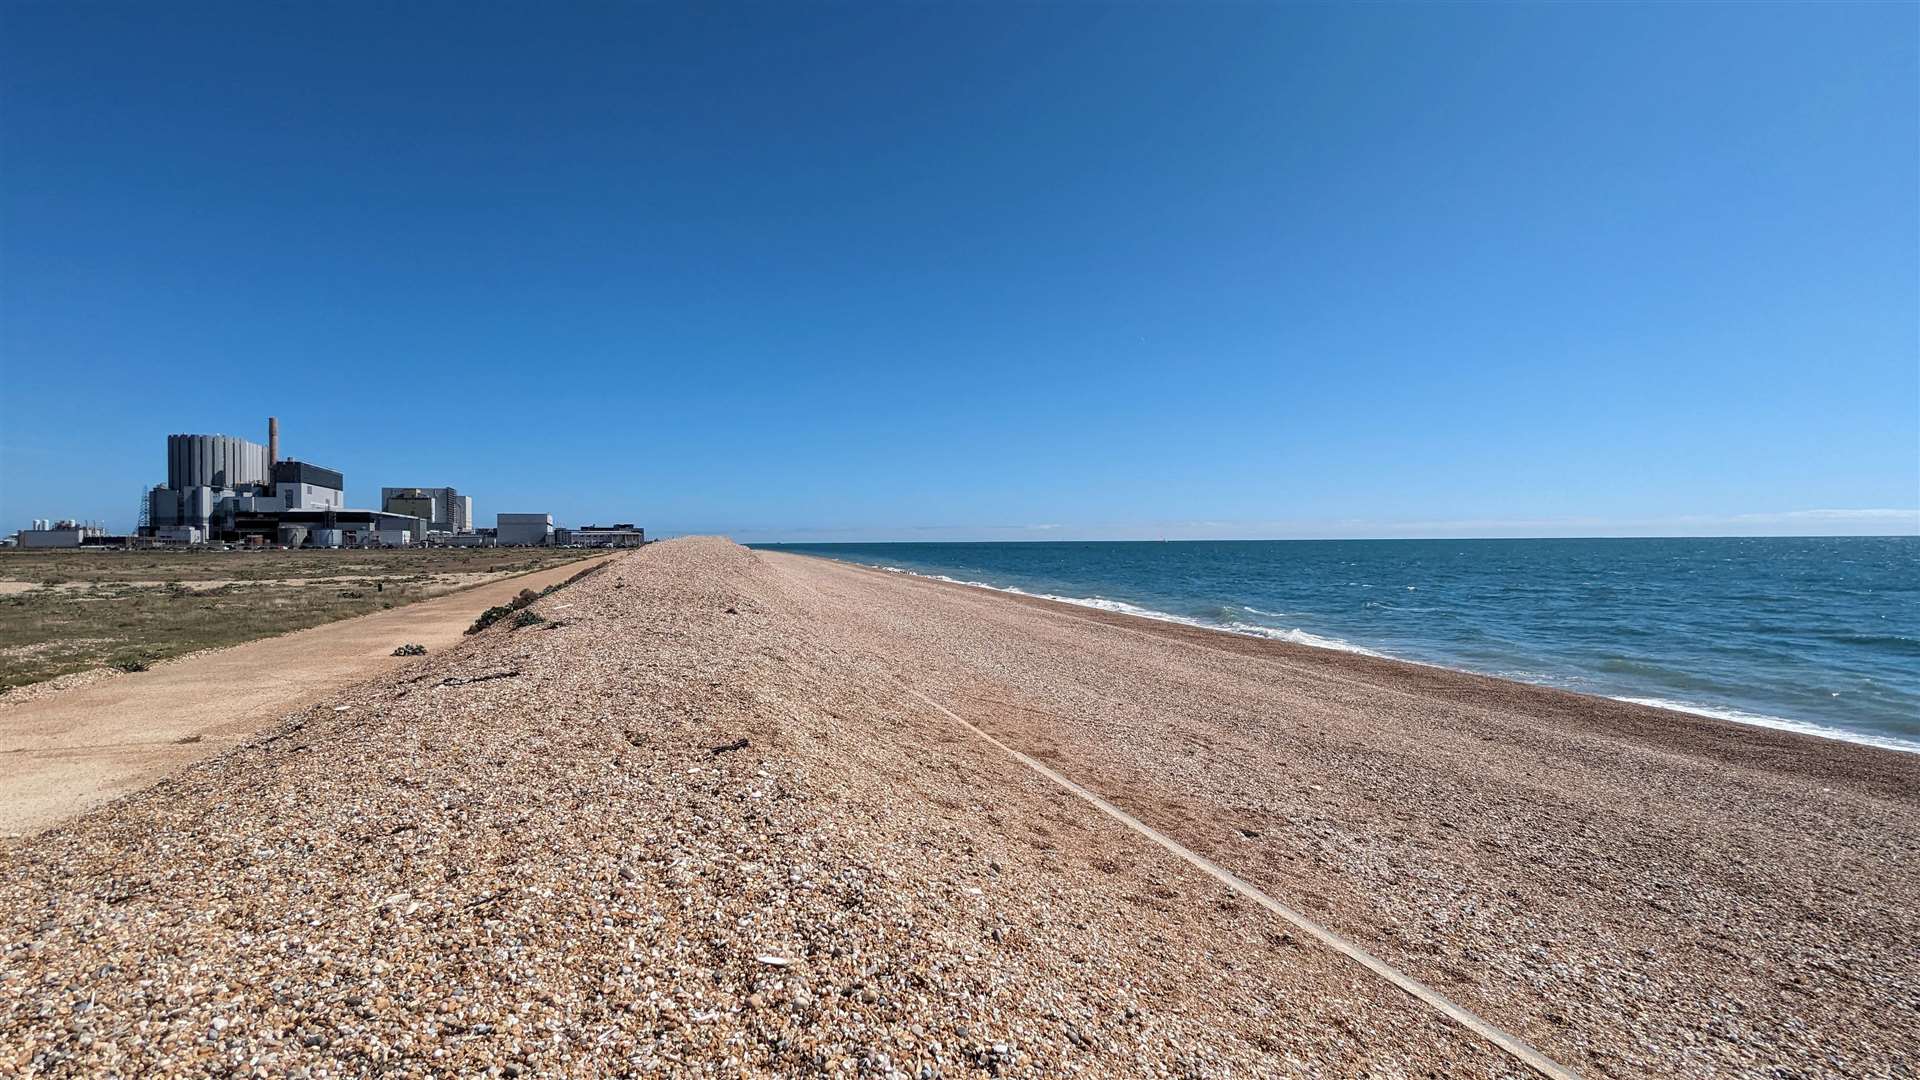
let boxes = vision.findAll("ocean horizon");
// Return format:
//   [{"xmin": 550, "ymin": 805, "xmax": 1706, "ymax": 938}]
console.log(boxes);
[{"xmin": 753, "ymin": 536, "xmax": 1920, "ymax": 754}]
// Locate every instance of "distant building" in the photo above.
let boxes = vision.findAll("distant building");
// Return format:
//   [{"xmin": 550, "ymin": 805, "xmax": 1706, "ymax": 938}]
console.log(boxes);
[
  {"xmin": 573, "ymin": 523, "xmax": 646, "ymax": 548},
  {"xmin": 496, "ymin": 513, "xmax": 554, "ymax": 546},
  {"xmin": 240, "ymin": 509, "xmax": 426, "ymax": 548},
  {"xmin": 146, "ymin": 421, "xmax": 349, "ymax": 538},
  {"xmin": 273, "ymin": 460, "xmax": 345, "ymax": 511},
  {"xmin": 16, "ymin": 519, "xmax": 106, "ymax": 548},
  {"xmin": 383, "ymin": 491, "xmax": 438, "ymax": 526},
  {"xmin": 381, "ymin": 487, "xmax": 473, "ymax": 533}
]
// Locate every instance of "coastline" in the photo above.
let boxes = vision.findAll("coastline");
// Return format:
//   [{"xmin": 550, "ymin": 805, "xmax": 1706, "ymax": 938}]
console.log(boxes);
[
  {"xmin": 5, "ymin": 538, "xmax": 1914, "ymax": 1077},
  {"xmin": 813, "ymin": 553, "xmax": 1920, "ymax": 759}
]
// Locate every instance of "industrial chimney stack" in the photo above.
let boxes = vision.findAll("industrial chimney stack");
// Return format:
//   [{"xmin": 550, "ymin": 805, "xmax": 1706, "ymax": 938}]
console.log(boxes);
[{"xmin": 268, "ymin": 417, "xmax": 279, "ymax": 466}]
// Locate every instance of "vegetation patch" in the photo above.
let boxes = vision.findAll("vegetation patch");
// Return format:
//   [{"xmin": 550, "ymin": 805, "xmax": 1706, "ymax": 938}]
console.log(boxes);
[{"xmin": 468, "ymin": 563, "xmax": 609, "ymax": 635}]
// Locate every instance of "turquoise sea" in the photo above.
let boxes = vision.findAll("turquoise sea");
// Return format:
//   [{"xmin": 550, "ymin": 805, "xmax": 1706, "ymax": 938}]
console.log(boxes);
[{"xmin": 755, "ymin": 537, "xmax": 1920, "ymax": 753}]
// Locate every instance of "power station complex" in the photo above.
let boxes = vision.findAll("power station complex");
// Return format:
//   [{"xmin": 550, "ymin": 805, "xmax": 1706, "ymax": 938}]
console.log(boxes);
[
  {"xmin": 5, "ymin": 417, "xmax": 645, "ymax": 549},
  {"xmin": 5, "ymin": 417, "xmax": 644, "ymax": 549},
  {"xmin": 140, "ymin": 419, "xmax": 429, "ymax": 547}
]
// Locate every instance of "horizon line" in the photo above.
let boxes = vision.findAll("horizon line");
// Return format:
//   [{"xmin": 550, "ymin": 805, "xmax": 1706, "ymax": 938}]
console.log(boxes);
[{"xmin": 729, "ymin": 532, "xmax": 1920, "ymax": 544}]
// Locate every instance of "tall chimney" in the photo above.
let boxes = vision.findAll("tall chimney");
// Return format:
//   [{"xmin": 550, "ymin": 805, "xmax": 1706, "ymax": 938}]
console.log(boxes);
[{"xmin": 268, "ymin": 416, "xmax": 279, "ymax": 466}]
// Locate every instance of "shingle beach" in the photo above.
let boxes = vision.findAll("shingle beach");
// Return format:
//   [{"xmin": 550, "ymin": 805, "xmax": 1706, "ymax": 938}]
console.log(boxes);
[{"xmin": 4, "ymin": 538, "xmax": 1914, "ymax": 1078}]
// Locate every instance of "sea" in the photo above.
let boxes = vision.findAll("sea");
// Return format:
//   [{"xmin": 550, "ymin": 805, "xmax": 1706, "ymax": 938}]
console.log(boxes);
[{"xmin": 753, "ymin": 537, "xmax": 1920, "ymax": 754}]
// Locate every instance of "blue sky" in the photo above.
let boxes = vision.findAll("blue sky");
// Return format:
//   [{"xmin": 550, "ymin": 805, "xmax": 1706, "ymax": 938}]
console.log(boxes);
[{"xmin": 2, "ymin": 2, "xmax": 1914, "ymax": 540}]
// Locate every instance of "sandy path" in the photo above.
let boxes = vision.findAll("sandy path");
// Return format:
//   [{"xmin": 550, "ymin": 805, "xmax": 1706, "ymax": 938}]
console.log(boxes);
[{"xmin": 0, "ymin": 556, "xmax": 609, "ymax": 837}]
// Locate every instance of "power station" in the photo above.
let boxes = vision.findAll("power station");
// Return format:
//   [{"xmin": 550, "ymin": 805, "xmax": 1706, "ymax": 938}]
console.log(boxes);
[
  {"xmin": 7, "ymin": 416, "xmax": 643, "ymax": 549},
  {"xmin": 141, "ymin": 418, "xmax": 432, "ymax": 547}
]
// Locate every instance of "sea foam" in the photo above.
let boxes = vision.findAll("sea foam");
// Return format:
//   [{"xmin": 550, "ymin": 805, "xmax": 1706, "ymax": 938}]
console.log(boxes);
[
  {"xmin": 880, "ymin": 566, "xmax": 1384, "ymax": 657},
  {"xmin": 1614, "ymin": 697, "xmax": 1920, "ymax": 755}
]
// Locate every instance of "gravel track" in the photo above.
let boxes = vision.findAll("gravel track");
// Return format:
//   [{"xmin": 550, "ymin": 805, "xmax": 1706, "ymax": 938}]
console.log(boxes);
[{"xmin": 2, "ymin": 538, "xmax": 1912, "ymax": 1078}]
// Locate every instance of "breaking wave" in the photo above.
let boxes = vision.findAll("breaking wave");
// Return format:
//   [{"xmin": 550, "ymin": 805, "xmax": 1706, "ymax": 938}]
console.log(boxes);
[
  {"xmin": 1614, "ymin": 697, "xmax": 1920, "ymax": 755},
  {"xmin": 879, "ymin": 567, "xmax": 1384, "ymax": 657}
]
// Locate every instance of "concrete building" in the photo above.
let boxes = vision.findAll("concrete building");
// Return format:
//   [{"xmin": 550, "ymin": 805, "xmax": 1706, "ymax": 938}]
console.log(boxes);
[
  {"xmin": 496, "ymin": 513, "xmax": 554, "ymax": 546},
  {"xmin": 232, "ymin": 509, "xmax": 427, "ymax": 547},
  {"xmin": 274, "ymin": 461, "xmax": 345, "ymax": 511},
  {"xmin": 167, "ymin": 434, "xmax": 270, "ymax": 491},
  {"xmin": 142, "ymin": 418, "xmax": 418, "ymax": 547},
  {"xmin": 381, "ymin": 487, "xmax": 473, "ymax": 533},
  {"xmin": 383, "ymin": 491, "xmax": 439, "ymax": 526},
  {"xmin": 573, "ymin": 523, "xmax": 646, "ymax": 547}
]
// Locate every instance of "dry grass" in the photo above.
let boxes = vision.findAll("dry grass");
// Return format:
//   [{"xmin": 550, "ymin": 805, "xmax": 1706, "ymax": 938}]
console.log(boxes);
[
  {"xmin": 0, "ymin": 548, "xmax": 599, "ymax": 691},
  {"xmin": 0, "ymin": 545, "xmax": 592, "ymax": 585}
]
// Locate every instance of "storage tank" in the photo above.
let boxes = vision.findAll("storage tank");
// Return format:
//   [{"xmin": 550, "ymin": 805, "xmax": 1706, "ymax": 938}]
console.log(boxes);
[{"xmin": 309, "ymin": 528, "xmax": 344, "ymax": 549}]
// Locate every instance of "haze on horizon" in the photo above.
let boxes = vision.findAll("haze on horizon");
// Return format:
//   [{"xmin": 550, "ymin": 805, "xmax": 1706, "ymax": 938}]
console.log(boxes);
[{"xmin": 2, "ymin": 3, "xmax": 1914, "ymax": 541}]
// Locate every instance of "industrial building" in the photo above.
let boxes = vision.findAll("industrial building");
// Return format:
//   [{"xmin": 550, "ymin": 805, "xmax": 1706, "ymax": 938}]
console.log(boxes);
[
  {"xmin": 17, "ymin": 418, "xmax": 645, "ymax": 550},
  {"xmin": 496, "ymin": 513, "xmax": 554, "ymax": 546},
  {"xmin": 140, "ymin": 418, "xmax": 423, "ymax": 547},
  {"xmin": 15, "ymin": 520, "xmax": 109, "ymax": 548},
  {"xmin": 572, "ymin": 523, "xmax": 646, "ymax": 547},
  {"xmin": 380, "ymin": 487, "xmax": 474, "ymax": 534}
]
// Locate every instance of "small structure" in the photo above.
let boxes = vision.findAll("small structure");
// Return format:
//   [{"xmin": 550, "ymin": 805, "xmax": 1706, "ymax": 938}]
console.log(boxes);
[{"xmin": 496, "ymin": 513, "xmax": 554, "ymax": 546}]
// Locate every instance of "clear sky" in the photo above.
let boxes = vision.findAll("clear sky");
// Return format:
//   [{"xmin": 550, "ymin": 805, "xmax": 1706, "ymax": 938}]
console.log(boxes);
[{"xmin": 2, "ymin": 2, "xmax": 1915, "ymax": 541}]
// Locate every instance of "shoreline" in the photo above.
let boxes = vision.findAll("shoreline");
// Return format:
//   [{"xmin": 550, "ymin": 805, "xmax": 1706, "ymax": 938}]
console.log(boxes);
[
  {"xmin": 800, "ymin": 552, "xmax": 1920, "ymax": 760},
  {"xmin": 6, "ymin": 538, "xmax": 1914, "ymax": 1077}
]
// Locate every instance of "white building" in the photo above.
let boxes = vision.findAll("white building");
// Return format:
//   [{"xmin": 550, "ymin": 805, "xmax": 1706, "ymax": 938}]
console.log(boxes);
[{"xmin": 17, "ymin": 520, "xmax": 105, "ymax": 548}]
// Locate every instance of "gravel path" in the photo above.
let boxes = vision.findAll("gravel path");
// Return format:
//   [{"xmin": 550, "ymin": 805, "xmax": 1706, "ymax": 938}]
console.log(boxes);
[{"xmin": 2, "ymin": 538, "xmax": 1912, "ymax": 1078}]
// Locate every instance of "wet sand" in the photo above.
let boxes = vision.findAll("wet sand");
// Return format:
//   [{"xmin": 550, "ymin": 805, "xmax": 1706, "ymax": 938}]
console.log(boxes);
[{"xmin": 2, "ymin": 538, "xmax": 1912, "ymax": 1077}]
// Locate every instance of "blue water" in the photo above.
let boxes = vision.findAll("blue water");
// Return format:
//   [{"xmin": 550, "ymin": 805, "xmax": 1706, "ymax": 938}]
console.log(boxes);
[{"xmin": 754, "ymin": 537, "xmax": 1920, "ymax": 753}]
